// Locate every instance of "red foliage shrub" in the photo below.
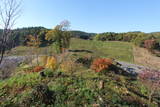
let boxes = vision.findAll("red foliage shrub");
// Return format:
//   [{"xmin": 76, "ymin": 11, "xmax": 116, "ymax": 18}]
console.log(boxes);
[
  {"xmin": 91, "ymin": 58, "xmax": 113, "ymax": 72},
  {"xmin": 144, "ymin": 39, "xmax": 156, "ymax": 50},
  {"xmin": 31, "ymin": 66, "xmax": 45, "ymax": 72}
]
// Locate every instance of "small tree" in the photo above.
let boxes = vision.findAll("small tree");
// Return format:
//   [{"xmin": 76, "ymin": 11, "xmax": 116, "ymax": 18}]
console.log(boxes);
[
  {"xmin": 138, "ymin": 69, "xmax": 160, "ymax": 105},
  {"xmin": 45, "ymin": 20, "xmax": 71, "ymax": 54},
  {"xmin": 0, "ymin": 0, "xmax": 22, "ymax": 65}
]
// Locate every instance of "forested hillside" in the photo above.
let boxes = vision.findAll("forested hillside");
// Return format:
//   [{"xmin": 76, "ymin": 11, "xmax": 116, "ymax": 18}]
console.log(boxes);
[{"xmin": 0, "ymin": 27, "xmax": 96, "ymax": 48}]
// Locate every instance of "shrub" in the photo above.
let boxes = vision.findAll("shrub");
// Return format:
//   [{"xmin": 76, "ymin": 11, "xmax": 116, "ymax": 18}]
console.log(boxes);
[
  {"xmin": 91, "ymin": 58, "xmax": 113, "ymax": 72},
  {"xmin": 144, "ymin": 39, "xmax": 156, "ymax": 50},
  {"xmin": 75, "ymin": 56, "xmax": 93, "ymax": 68},
  {"xmin": 30, "ymin": 66, "xmax": 44, "ymax": 72},
  {"xmin": 60, "ymin": 60, "xmax": 77, "ymax": 73},
  {"xmin": 133, "ymin": 33, "xmax": 146, "ymax": 47},
  {"xmin": 22, "ymin": 84, "xmax": 55, "ymax": 106},
  {"xmin": 45, "ymin": 56, "xmax": 57, "ymax": 70},
  {"xmin": 154, "ymin": 39, "xmax": 160, "ymax": 51},
  {"xmin": 122, "ymin": 95, "xmax": 147, "ymax": 106},
  {"xmin": 41, "ymin": 68, "xmax": 54, "ymax": 77}
]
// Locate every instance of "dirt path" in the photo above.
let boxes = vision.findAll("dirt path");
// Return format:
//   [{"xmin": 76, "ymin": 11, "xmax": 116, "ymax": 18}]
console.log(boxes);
[{"xmin": 133, "ymin": 46, "xmax": 160, "ymax": 70}]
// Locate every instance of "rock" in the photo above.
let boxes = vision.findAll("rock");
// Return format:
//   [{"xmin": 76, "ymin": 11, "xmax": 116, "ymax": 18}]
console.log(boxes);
[{"xmin": 99, "ymin": 80, "xmax": 104, "ymax": 89}]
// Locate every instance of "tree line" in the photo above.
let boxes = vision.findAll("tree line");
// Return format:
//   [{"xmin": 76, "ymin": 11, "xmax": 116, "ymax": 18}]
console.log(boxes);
[
  {"xmin": 1, "ymin": 28, "xmax": 160, "ymax": 52},
  {"xmin": 94, "ymin": 32, "xmax": 160, "ymax": 51},
  {"xmin": 0, "ymin": 27, "xmax": 95, "ymax": 48}
]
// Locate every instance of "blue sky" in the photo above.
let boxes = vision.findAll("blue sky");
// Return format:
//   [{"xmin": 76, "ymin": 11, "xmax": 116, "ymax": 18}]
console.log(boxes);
[{"xmin": 16, "ymin": 0, "xmax": 160, "ymax": 33}]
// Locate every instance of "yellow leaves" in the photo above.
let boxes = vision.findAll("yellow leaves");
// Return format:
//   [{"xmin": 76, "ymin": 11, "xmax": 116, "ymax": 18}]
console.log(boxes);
[
  {"xmin": 45, "ymin": 56, "xmax": 57, "ymax": 70},
  {"xmin": 45, "ymin": 29, "xmax": 57, "ymax": 41},
  {"xmin": 26, "ymin": 35, "xmax": 41, "ymax": 47},
  {"xmin": 32, "ymin": 56, "xmax": 57, "ymax": 70},
  {"xmin": 45, "ymin": 23, "xmax": 71, "ymax": 54}
]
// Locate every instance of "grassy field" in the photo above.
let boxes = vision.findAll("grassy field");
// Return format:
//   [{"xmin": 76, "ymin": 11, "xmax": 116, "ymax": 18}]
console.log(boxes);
[
  {"xmin": 7, "ymin": 38, "xmax": 134, "ymax": 63},
  {"xmin": 70, "ymin": 38, "xmax": 134, "ymax": 63}
]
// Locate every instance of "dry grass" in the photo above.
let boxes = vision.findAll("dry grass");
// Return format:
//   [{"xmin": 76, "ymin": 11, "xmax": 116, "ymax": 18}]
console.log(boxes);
[{"xmin": 133, "ymin": 46, "xmax": 160, "ymax": 70}]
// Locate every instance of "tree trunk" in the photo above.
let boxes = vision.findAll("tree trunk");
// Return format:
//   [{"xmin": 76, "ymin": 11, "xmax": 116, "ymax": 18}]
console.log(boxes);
[{"xmin": 0, "ymin": 45, "xmax": 6, "ymax": 65}]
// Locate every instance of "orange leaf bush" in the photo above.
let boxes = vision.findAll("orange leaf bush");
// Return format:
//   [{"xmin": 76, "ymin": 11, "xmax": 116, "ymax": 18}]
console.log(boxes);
[
  {"xmin": 31, "ymin": 66, "xmax": 45, "ymax": 72},
  {"xmin": 91, "ymin": 58, "xmax": 113, "ymax": 72}
]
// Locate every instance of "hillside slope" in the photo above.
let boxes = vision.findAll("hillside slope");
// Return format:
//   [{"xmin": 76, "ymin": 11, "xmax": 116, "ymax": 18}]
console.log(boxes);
[
  {"xmin": 0, "ymin": 59, "xmax": 157, "ymax": 107},
  {"xmin": 133, "ymin": 46, "xmax": 160, "ymax": 70}
]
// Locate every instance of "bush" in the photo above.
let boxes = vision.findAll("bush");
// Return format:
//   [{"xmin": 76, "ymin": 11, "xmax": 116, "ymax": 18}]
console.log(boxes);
[
  {"xmin": 153, "ymin": 39, "xmax": 160, "ymax": 51},
  {"xmin": 22, "ymin": 84, "xmax": 55, "ymax": 106},
  {"xmin": 30, "ymin": 66, "xmax": 44, "ymax": 72},
  {"xmin": 41, "ymin": 68, "xmax": 54, "ymax": 77},
  {"xmin": 144, "ymin": 39, "xmax": 156, "ymax": 50},
  {"xmin": 94, "ymin": 32, "xmax": 118, "ymax": 41},
  {"xmin": 133, "ymin": 33, "xmax": 146, "ymax": 47},
  {"xmin": 45, "ymin": 56, "xmax": 57, "ymax": 70},
  {"xmin": 75, "ymin": 56, "xmax": 93, "ymax": 68},
  {"xmin": 60, "ymin": 60, "xmax": 77, "ymax": 73},
  {"xmin": 91, "ymin": 58, "xmax": 113, "ymax": 72}
]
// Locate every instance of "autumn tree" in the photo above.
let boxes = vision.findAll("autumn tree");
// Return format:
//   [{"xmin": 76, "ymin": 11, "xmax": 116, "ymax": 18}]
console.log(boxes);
[
  {"xmin": 0, "ymin": 0, "xmax": 22, "ymax": 64},
  {"xmin": 26, "ymin": 35, "xmax": 41, "ymax": 65},
  {"xmin": 45, "ymin": 20, "xmax": 71, "ymax": 54}
]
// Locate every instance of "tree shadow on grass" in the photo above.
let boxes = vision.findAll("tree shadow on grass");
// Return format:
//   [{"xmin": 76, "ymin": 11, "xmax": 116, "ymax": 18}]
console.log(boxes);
[
  {"xmin": 109, "ymin": 64, "xmax": 138, "ymax": 78},
  {"xmin": 68, "ymin": 49, "xmax": 93, "ymax": 53}
]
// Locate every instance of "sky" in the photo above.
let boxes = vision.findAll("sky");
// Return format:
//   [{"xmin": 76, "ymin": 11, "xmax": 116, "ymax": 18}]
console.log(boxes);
[{"xmin": 14, "ymin": 0, "xmax": 160, "ymax": 33}]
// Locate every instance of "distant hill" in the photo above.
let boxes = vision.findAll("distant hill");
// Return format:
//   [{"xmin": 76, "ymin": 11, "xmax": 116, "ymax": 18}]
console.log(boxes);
[{"xmin": 0, "ymin": 27, "xmax": 96, "ymax": 38}]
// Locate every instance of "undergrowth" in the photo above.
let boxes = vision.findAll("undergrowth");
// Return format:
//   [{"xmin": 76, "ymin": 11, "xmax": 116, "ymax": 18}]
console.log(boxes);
[{"xmin": 0, "ymin": 62, "xmax": 158, "ymax": 107}]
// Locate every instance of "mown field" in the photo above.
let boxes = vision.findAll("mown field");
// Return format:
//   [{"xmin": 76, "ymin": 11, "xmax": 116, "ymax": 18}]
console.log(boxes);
[{"xmin": 70, "ymin": 38, "xmax": 134, "ymax": 63}]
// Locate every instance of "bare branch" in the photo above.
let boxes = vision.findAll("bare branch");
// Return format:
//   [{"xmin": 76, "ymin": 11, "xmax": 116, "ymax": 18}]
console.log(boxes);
[{"xmin": 0, "ymin": 0, "xmax": 22, "ymax": 65}]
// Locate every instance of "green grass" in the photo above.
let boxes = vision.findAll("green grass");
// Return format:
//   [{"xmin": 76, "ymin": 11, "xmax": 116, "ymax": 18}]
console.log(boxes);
[
  {"xmin": 0, "ymin": 59, "xmax": 158, "ymax": 106},
  {"xmin": 0, "ymin": 65, "xmax": 155, "ymax": 106},
  {"xmin": 70, "ymin": 38, "xmax": 134, "ymax": 63},
  {"xmin": 0, "ymin": 73, "xmax": 41, "ymax": 88}
]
